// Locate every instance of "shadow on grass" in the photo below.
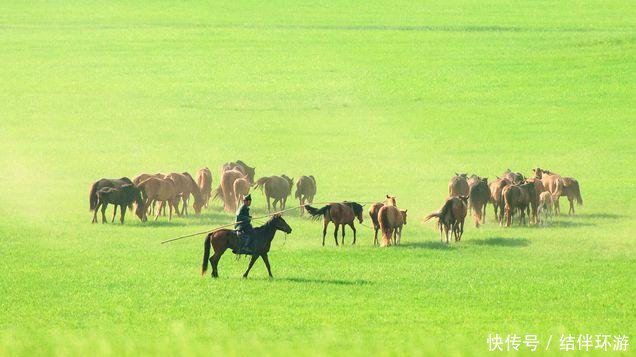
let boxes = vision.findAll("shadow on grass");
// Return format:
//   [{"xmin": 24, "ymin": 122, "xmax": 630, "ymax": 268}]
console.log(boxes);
[
  {"xmin": 279, "ymin": 277, "xmax": 373, "ymax": 286},
  {"xmin": 541, "ymin": 220, "xmax": 595, "ymax": 228},
  {"xmin": 401, "ymin": 241, "xmax": 457, "ymax": 250},
  {"xmin": 566, "ymin": 213, "xmax": 623, "ymax": 220},
  {"xmin": 467, "ymin": 237, "xmax": 530, "ymax": 247}
]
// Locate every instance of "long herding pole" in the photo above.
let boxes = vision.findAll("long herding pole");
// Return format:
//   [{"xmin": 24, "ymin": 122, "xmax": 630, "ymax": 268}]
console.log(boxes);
[{"xmin": 160, "ymin": 205, "xmax": 303, "ymax": 244}]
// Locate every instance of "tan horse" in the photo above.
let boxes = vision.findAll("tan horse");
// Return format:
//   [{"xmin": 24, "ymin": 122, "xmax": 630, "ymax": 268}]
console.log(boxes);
[
  {"xmin": 132, "ymin": 173, "xmax": 165, "ymax": 215},
  {"xmin": 295, "ymin": 175, "xmax": 317, "ymax": 216},
  {"xmin": 469, "ymin": 177, "xmax": 489, "ymax": 227},
  {"xmin": 378, "ymin": 205, "xmax": 407, "ymax": 246},
  {"xmin": 489, "ymin": 177, "xmax": 511, "ymax": 225},
  {"xmin": 221, "ymin": 160, "xmax": 255, "ymax": 183},
  {"xmin": 196, "ymin": 167, "xmax": 212, "ymax": 208},
  {"xmin": 368, "ymin": 195, "xmax": 397, "ymax": 246},
  {"xmin": 448, "ymin": 173, "xmax": 469, "ymax": 197},
  {"xmin": 306, "ymin": 202, "xmax": 364, "ymax": 246},
  {"xmin": 212, "ymin": 169, "xmax": 245, "ymax": 212},
  {"xmin": 233, "ymin": 177, "xmax": 251, "ymax": 209},
  {"xmin": 165, "ymin": 172, "xmax": 204, "ymax": 216},
  {"xmin": 538, "ymin": 191, "xmax": 554, "ymax": 225},
  {"xmin": 254, "ymin": 175, "xmax": 294, "ymax": 212},
  {"xmin": 425, "ymin": 196, "xmax": 468, "ymax": 243},
  {"xmin": 137, "ymin": 177, "xmax": 180, "ymax": 221},
  {"xmin": 532, "ymin": 168, "xmax": 564, "ymax": 215}
]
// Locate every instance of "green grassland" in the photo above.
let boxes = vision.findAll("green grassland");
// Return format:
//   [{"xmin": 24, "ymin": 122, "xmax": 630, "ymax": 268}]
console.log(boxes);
[{"xmin": 1, "ymin": 1, "xmax": 635, "ymax": 356}]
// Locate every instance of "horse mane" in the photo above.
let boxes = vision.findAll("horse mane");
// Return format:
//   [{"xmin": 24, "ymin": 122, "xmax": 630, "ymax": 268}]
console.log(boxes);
[
  {"xmin": 344, "ymin": 201, "xmax": 363, "ymax": 216},
  {"xmin": 182, "ymin": 172, "xmax": 202, "ymax": 199}
]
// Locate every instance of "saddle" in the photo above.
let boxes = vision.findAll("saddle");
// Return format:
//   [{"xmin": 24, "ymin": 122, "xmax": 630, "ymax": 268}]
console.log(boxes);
[{"xmin": 233, "ymin": 230, "xmax": 255, "ymax": 255}]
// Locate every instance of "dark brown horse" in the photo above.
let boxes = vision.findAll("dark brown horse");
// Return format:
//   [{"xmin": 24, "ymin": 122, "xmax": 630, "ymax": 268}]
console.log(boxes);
[
  {"xmin": 90, "ymin": 177, "xmax": 146, "ymax": 223},
  {"xmin": 201, "ymin": 215, "xmax": 292, "ymax": 278},
  {"xmin": 306, "ymin": 202, "xmax": 364, "ymax": 246},
  {"xmin": 425, "ymin": 196, "xmax": 468, "ymax": 243},
  {"xmin": 91, "ymin": 184, "xmax": 146, "ymax": 224},
  {"xmin": 503, "ymin": 182, "xmax": 536, "ymax": 227},
  {"xmin": 561, "ymin": 177, "xmax": 583, "ymax": 214},
  {"xmin": 295, "ymin": 175, "xmax": 317, "ymax": 216},
  {"xmin": 469, "ymin": 177, "xmax": 489, "ymax": 227}
]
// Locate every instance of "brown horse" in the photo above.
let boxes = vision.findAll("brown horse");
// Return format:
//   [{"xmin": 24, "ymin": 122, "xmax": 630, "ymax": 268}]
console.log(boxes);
[
  {"xmin": 378, "ymin": 205, "xmax": 407, "ymax": 246},
  {"xmin": 295, "ymin": 175, "xmax": 317, "ymax": 216},
  {"xmin": 132, "ymin": 173, "xmax": 165, "ymax": 215},
  {"xmin": 448, "ymin": 173, "xmax": 469, "ymax": 197},
  {"xmin": 92, "ymin": 184, "xmax": 146, "ymax": 224},
  {"xmin": 489, "ymin": 177, "xmax": 511, "ymax": 225},
  {"xmin": 254, "ymin": 175, "xmax": 294, "ymax": 212},
  {"xmin": 503, "ymin": 182, "xmax": 536, "ymax": 227},
  {"xmin": 201, "ymin": 215, "xmax": 292, "ymax": 278},
  {"xmin": 221, "ymin": 160, "xmax": 255, "ymax": 183},
  {"xmin": 233, "ymin": 177, "xmax": 251, "ymax": 209},
  {"xmin": 212, "ymin": 169, "xmax": 245, "ymax": 212},
  {"xmin": 368, "ymin": 195, "xmax": 397, "ymax": 245},
  {"xmin": 532, "ymin": 168, "xmax": 564, "ymax": 215},
  {"xmin": 164, "ymin": 172, "xmax": 204, "ymax": 216},
  {"xmin": 538, "ymin": 191, "xmax": 554, "ymax": 225},
  {"xmin": 425, "ymin": 196, "xmax": 468, "ymax": 243},
  {"xmin": 469, "ymin": 177, "xmax": 489, "ymax": 227},
  {"xmin": 137, "ymin": 177, "xmax": 180, "ymax": 221},
  {"xmin": 196, "ymin": 167, "xmax": 212, "ymax": 208},
  {"xmin": 561, "ymin": 177, "xmax": 583, "ymax": 214},
  {"xmin": 503, "ymin": 169, "xmax": 525, "ymax": 185},
  {"xmin": 306, "ymin": 202, "xmax": 364, "ymax": 246},
  {"xmin": 525, "ymin": 178, "xmax": 545, "ymax": 224}
]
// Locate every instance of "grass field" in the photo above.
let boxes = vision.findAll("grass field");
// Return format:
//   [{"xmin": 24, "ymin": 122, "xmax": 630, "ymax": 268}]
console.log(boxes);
[{"xmin": 1, "ymin": 1, "xmax": 635, "ymax": 356}]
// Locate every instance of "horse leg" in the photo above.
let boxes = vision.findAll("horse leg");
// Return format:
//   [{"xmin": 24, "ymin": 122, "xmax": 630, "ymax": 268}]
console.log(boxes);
[
  {"xmin": 101, "ymin": 203, "xmax": 108, "ymax": 223},
  {"xmin": 120, "ymin": 205, "xmax": 127, "ymax": 224},
  {"xmin": 168, "ymin": 201, "xmax": 173, "ymax": 221},
  {"xmin": 322, "ymin": 219, "xmax": 328, "ymax": 246},
  {"xmin": 154, "ymin": 202, "xmax": 162, "ymax": 221},
  {"xmin": 242, "ymin": 255, "xmax": 260, "ymax": 278},
  {"xmin": 333, "ymin": 223, "xmax": 339, "ymax": 246},
  {"xmin": 92, "ymin": 202, "xmax": 100, "ymax": 223},
  {"xmin": 210, "ymin": 250, "xmax": 224, "ymax": 278},
  {"xmin": 111, "ymin": 204, "xmax": 118, "ymax": 223},
  {"xmin": 349, "ymin": 223, "xmax": 357, "ymax": 245},
  {"xmin": 267, "ymin": 196, "xmax": 271, "ymax": 213},
  {"xmin": 373, "ymin": 227, "xmax": 378, "ymax": 246},
  {"xmin": 340, "ymin": 224, "xmax": 345, "ymax": 245},
  {"xmin": 261, "ymin": 253, "xmax": 273, "ymax": 278},
  {"xmin": 568, "ymin": 196, "xmax": 575, "ymax": 215}
]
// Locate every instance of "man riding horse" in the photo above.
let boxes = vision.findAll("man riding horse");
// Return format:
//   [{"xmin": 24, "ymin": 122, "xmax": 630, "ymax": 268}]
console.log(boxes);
[{"xmin": 235, "ymin": 194, "xmax": 254, "ymax": 254}]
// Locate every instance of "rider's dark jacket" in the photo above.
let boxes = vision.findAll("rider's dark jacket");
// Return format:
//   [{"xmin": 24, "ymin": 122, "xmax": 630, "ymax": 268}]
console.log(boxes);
[{"xmin": 235, "ymin": 203, "xmax": 253, "ymax": 232}]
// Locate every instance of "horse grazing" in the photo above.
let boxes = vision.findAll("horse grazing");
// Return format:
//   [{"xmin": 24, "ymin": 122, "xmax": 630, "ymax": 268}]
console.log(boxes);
[
  {"xmin": 502, "ymin": 182, "xmax": 536, "ymax": 227},
  {"xmin": 233, "ymin": 177, "xmax": 251, "ymax": 209},
  {"xmin": 196, "ymin": 167, "xmax": 212, "ymax": 208},
  {"xmin": 538, "ymin": 191, "xmax": 554, "ymax": 225},
  {"xmin": 503, "ymin": 169, "xmax": 525, "ymax": 185},
  {"xmin": 92, "ymin": 184, "xmax": 146, "ymax": 224},
  {"xmin": 90, "ymin": 178, "xmax": 141, "ymax": 221},
  {"xmin": 132, "ymin": 173, "xmax": 165, "ymax": 215},
  {"xmin": 164, "ymin": 172, "xmax": 205, "ymax": 216},
  {"xmin": 425, "ymin": 196, "xmax": 468, "ymax": 243},
  {"xmin": 254, "ymin": 175, "xmax": 294, "ymax": 212},
  {"xmin": 201, "ymin": 215, "xmax": 292, "ymax": 278},
  {"xmin": 306, "ymin": 202, "xmax": 364, "ymax": 246},
  {"xmin": 368, "ymin": 195, "xmax": 397, "ymax": 246},
  {"xmin": 137, "ymin": 177, "xmax": 180, "ymax": 221},
  {"xmin": 532, "ymin": 168, "xmax": 564, "ymax": 215},
  {"xmin": 489, "ymin": 177, "xmax": 511, "ymax": 225},
  {"xmin": 469, "ymin": 177, "xmax": 489, "ymax": 227},
  {"xmin": 561, "ymin": 177, "xmax": 583, "ymax": 214},
  {"xmin": 448, "ymin": 173, "xmax": 469, "ymax": 197},
  {"xmin": 295, "ymin": 175, "xmax": 317, "ymax": 216},
  {"xmin": 378, "ymin": 205, "xmax": 407, "ymax": 246}
]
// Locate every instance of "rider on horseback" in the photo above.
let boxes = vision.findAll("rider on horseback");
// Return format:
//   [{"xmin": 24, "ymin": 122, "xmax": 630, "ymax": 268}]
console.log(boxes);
[{"xmin": 235, "ymin": 194, "xmax": 253, "ymax": 254}]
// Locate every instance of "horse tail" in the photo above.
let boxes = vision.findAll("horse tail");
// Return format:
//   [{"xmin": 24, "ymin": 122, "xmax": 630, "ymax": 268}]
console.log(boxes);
[
  {"xmin": 253, "ymin": 177, "xmax": 270, "ymax": 191},
  {"xmin": 378, "ymin": 208, "xmax": 393, "ymax": 245},
  {"xmin": 211, "ymin": 185, "xmax": 223, "ymax": 202},
  {"xmin": 572, "ymin": 181, "xmax": 583, "ymax": 206},
  {"xmin": 201, "ymin": 234, "xmax": 211, "ymax": 276},
  {"xmin": 305, "ymin": 204, "xmax": 330, "ymax": 220},
  {"xmin": 89, "ymin": 181, "xmax": 99, "ymax": 211}
]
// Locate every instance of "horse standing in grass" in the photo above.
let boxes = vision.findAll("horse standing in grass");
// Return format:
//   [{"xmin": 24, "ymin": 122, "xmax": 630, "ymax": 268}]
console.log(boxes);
[
  {"xmin": 525, "ymin": 178, "xmax": 545, "ymax": 224},
  {"xmin": 137, "ymin": 177, "xmax": 180, "ymax": 221},
  {"xmin": 368, "ymin": 195, "xmax": 397, "ymax": 246},
  {"xmin": 165, "ymin": 172, "xmax": 205, "ymax": 216},
  {"xmin": 378, "ymin": 205, "xmax": 407, "ymax": 246},
  {"xmin": 132, "ymin": 173, "xmax": 165, "ymax": 215},
  {"xmin": 503, "ymin": 182, "xmax": 536, "ymax": 227},
  {"xmin": 196, "ymin": 167, "xmax": 212, "ymax": 208},
  {"xmin": 295, "ymin": 175, "xmax": 317, "ymax": 216},
  {"xmin": 92, "ymin": 184, "xmax": 146, "ymax": 224},
  {"xmin": 233, "ymin": 177, "xmax": 251, "ymax": 209},
  {"xmin": 532, "ymin": 168, "xmax": 564, "ymax": 215},
  {"xmin": 561, "ymin": 177, "xmax": 583, "ymax": 214},
  {"xmin": 489, "ymin": 177, "xmax": 511, "ymax": 225},
  {"xmin": 469, "ymin": 177, "xmax": 489, "ymax": 227},
  {"xmin": 538, "ymin": 191, "xmax": 554, "ymax": 225},
  {"xmin": 306, "ymin": 202, "xmax": 364, "ymax": 246},
  {"xmin": 212, "ymin": 169, "xmax": 245, "ymax": 212},
  {"xmin": 254, "ymin": 175, "xmax": 294, "ymax": 212},
  {"xmin": 201, "ymin": 215, "xmax": 292, "ymax": 279},
  {"xmin": 221, "ymin": 160, "xmax": 256, "ymax": 183},
  {"xmin": 425, "ymin": 196, "xmax": 468, "ymax": 243},
  {"xmin": 90, "ymin": 177, "xmax": 137, "ymax": 221},
  {"xmin": 448, "ymin": 173, "xmax": 469, "ymax": 197}
]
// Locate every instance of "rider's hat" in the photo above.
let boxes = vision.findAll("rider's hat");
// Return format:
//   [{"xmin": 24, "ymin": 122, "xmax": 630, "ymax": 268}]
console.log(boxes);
[{"xmin": 244, "ymin": 194, "xmax": 252, "ymax": 201}]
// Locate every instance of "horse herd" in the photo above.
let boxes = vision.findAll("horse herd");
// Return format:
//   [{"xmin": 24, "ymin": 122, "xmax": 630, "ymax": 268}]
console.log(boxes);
[{"xmin": 424, "ymin": 168, "xmax": 583, "ymax": 243}]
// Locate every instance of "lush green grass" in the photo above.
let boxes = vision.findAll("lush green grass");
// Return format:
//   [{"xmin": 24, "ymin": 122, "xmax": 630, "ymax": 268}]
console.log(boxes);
[{"xmin": 1, "ymin": 1, "xmax": 634, "ymax": 356}]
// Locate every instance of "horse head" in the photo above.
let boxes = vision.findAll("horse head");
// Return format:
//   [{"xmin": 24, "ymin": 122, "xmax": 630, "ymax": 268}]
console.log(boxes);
[
  {"xmin": 384, "ymin": 195, "xmax": 397, "ymax": 206},
  {"xmin": 400, "ymin": 209, "xmax": 408, "ymax": 225},
  {"xmin": 270, "ymin": 214, "xmax": 292, "ymax": 234},
  {"xmin": 133, "ymin": 188, "xmax": 147, "ymax": 222}
]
